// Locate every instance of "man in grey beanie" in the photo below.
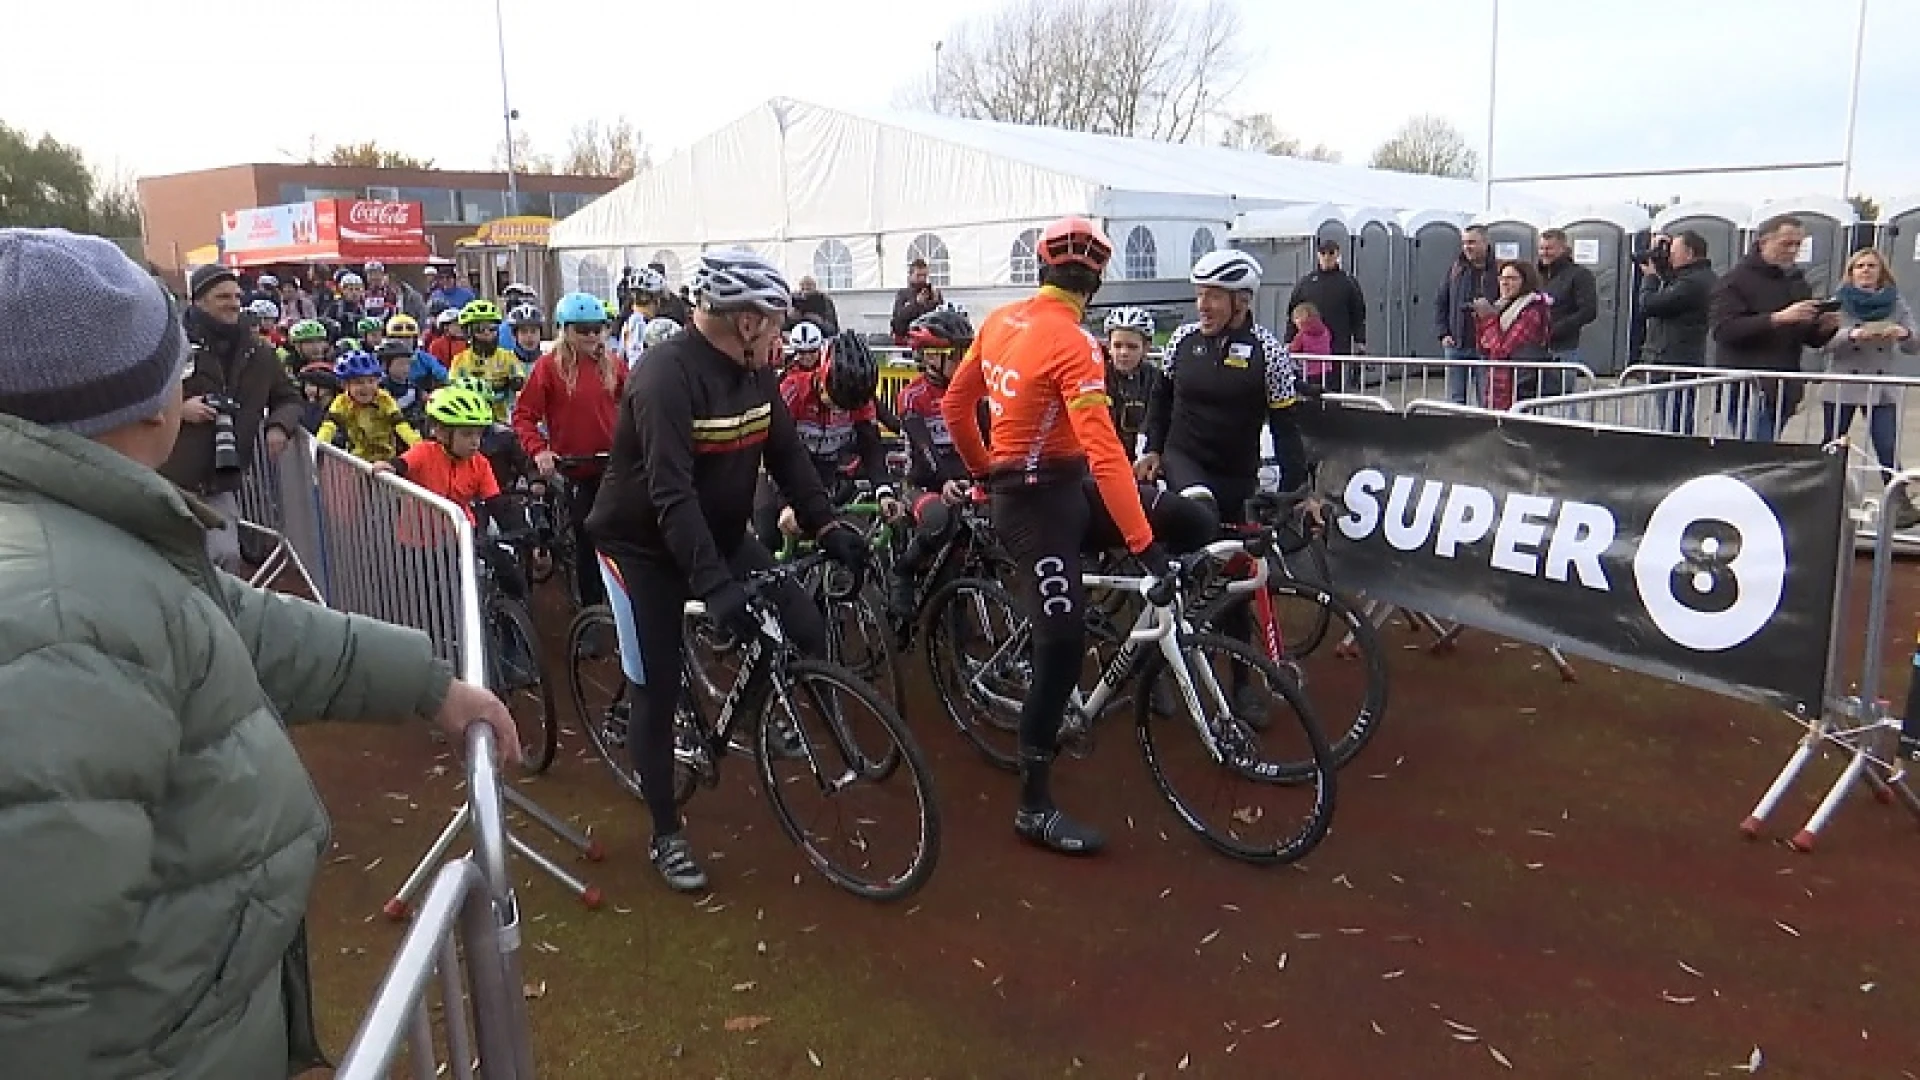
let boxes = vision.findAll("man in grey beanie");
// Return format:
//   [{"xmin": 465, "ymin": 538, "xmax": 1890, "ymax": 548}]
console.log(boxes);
[
  {"xmin": 0, "ymin": 228, "xmax": 521, "ymax": 1077},
  {"xmin": 162, "ymin": 260, "xmax": 306, "ymax": 570}
]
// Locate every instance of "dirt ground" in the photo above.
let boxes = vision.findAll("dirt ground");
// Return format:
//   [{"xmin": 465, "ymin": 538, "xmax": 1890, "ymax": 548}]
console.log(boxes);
[{"xmin": 297, "ymin": 557, "xmax": 1920, "ymax": 1079}]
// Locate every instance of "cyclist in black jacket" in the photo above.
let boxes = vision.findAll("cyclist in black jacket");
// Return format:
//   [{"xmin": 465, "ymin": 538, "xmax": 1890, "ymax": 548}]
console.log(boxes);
[
  {"xmin": 585, "ymin": 249, "xmax": 868, "ymax": 894},
  {"xmin": 1102, "ymin": 306, "xmax": 1163, "ymax": 461}
]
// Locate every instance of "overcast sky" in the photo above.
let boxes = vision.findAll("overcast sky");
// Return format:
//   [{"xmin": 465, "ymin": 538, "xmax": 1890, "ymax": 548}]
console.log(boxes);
[{"xmin": 7, "ymin": 0, "xmax": 1915, "ymax": 212}]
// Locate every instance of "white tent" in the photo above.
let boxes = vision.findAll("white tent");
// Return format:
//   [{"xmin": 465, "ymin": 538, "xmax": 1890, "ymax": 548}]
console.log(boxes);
[{"xmin": 549, "ymin": 97, "xmax": 1543, "ymax": 297}]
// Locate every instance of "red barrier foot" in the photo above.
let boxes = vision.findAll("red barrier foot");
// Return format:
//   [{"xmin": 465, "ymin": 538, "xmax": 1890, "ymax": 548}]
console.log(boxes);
[
  {"xmin": 1788, "ymin": 829, "xmax": 1817, "ymax": 853},
  {"xmin": 581, "ymin": 886, "xmax": 604, "ymax": 910},
  {"xmin": 1738, "ymin": 816, "xmax": 1765, "ymax": 839},
  {"xmin": 382, "ymin": 897, "xmax": 411, "ymax": 921},
  {"xmin": 1874, "ymin": 785, "xmax": 1895, "ymax": 805},
  {"xmin": 585, "ymin": 838, "xmax": 606, "ymax": 862}
]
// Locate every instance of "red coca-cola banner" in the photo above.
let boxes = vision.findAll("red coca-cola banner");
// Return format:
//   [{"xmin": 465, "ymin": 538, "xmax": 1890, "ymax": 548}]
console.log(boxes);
[
  {"xmin": 322, "ymin": 200, "xmax": 430, "ymax": 260},
  {"xmin": 220, "ymin": 198, "xmax": 431, "ymax": 267}
]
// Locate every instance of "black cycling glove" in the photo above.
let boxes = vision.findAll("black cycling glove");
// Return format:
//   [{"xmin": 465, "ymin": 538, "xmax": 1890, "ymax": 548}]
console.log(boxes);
[
  {"xmin": 818, "ymin": 522, "xmax": 869, "ymax": 572},
  {"xmin": 704, "ymin": 581, "xmax": 759, "ymax": 642}
]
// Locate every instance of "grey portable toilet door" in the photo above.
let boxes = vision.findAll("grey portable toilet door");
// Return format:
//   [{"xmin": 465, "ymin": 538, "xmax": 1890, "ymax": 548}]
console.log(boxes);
[
  {"xmin": 1560, "ymin": 219, "xmax": 1629, "ymax": 375},
  {"xmin": 1879, "ymin": 203, "xmax": 1920, "ymax": 277},
  {"xmin": 1789, "ymin": 212, "xmax": 1847, "ymax": 297},
  {"xmin": 1408, "ymin": 220, "xmax": 1464, "ymax": 359},
  {"xmin": 1315, "ymin": 218, "xmax": 1351, "ymax": 255},
  {"xmin": 1482, "ymin": 219, "xmax": 1538, "ymax": 266},
  {"xmin": 1660, "ymin": 214, "xmax": 1742, "ymax": 275},
  {"xmin": 1352, "ymin": 220, "xmax": 1398, "ymax": 357}
]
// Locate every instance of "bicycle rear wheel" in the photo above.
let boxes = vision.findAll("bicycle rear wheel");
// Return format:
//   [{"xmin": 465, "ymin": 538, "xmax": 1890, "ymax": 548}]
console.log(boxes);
[
  {"xmin": 923, "ymin": 575, "xmax": 1028, "ymax": 772},
  {"xmin": 488, "ymin": 593, "xmax": 558, "ymax": 774},
  {"xmin": 1136, "ymin": 631, "xmax": 1337, "ymax": 865},
  {"xmin": 567, "ymin": 607, "xmax": 644, "ymax": 800},
  {"xmin": 758, "ymin": 658, "xmax": 941, "ymax": 901}
]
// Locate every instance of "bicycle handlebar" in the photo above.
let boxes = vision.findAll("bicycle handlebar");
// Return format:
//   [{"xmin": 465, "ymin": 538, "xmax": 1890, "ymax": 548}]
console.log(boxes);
[{"xmin": 552, "ymin": 452, "xmax": 610, "ymax": 467}]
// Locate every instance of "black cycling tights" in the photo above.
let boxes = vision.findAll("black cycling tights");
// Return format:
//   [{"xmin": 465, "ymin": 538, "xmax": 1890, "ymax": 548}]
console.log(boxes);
[
  {"xmin": 568, "ymin": 474, "xmax": 605, "ymax": 608},
  {"xmin": 1159, "ymin": 448, "xmax": 1254, "ymax": 664},
  {"xmin": 601, "ymin": 539, "xmax": 824, "ymax": 838},
  {"xmin": 991, "ymin": 477, "xmax": 1219, "ymax": 755}
]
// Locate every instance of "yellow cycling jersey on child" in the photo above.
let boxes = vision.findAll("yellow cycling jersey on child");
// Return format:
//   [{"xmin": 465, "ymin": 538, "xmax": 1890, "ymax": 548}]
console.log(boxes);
[
  {"xmin": 316, "ymin": 390, "xmax": 423, "ymax": 462},
  {"xmin": 449, "ymin": 347, "xmax": 526, "ymax": 421}
]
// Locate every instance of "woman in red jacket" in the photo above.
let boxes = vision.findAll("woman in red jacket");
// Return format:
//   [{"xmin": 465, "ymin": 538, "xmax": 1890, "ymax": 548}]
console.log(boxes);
[
  {"xmin": 1472, "ymin": 260, "xmax": 1553, "ymax": 410},
  {"xmin": 512, "ymin": 292, "xmax": 625, "ymax": 607}
]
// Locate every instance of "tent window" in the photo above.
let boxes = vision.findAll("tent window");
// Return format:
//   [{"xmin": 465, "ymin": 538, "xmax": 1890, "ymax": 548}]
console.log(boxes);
[
  {"xmin": 813, "ymin": 239, "xmax": 854, "ymax": 291},
  {"xmin": 1009, "ymin": 228, "xmax": 1040, "ymax": 286},
  {"xmin": 1190, "ymin": 227, "xmax": 1218, "ymax": 268},
  {"xmin": 1124, "ymin": 227, "xmax": 1159, "ymax": 280},
  {"xmin": 578, "ymin": 256, "xmax": 612, "ymax": 299},
  {"xmin": 651, "ymin": 250, "xmax": 682, "ymax": 288},
  {"xmin": 907, "ymin": 233, "xmax": 951, "ymax": 288}
]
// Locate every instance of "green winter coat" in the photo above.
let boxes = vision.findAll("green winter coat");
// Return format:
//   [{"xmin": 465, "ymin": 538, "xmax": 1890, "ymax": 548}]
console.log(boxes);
[{"xmin": 0, "ymin": 414, "xmax": 454, "ymax": 1078}]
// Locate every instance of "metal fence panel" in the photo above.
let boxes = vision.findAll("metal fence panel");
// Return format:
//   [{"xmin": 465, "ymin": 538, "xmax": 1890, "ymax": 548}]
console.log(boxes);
[{"xmin": 1298, "ymin": 354, "xmax": 1597, "ymax": 413}]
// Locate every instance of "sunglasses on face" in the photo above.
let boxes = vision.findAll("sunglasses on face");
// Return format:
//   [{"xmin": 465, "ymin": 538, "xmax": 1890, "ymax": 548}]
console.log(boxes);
[{"xmin": 570, "ymin": 323, "xmax": 608, "ymax": 335}]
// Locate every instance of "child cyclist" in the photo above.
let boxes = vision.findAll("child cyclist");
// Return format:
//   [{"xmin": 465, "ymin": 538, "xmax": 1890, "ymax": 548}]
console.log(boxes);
[
  {"xmin": 378, "ymin": 339, "xmax": 426, "ymax": 422},
  {"xmin": 449, "ymin": 373, "xmax": 537, "ymax": 495},
  {"xmin": 449, "ymin": 300, "xmax": 524, "ymax": 421},
  {"xmin": 752, "ymin": 329, "xmax": 895, "ymax": 552},
  {"xmin": 506, "ymin": 303, "xmax": 546, "ymax": 369},
  {"xmin": 317, "ymin": 349, "xmax": 424, "ymax": 461},
  {"xmin": 285, "ymin": 318, "xmax": 334, "ymax": 377},
  {"xmin": 295, "ymin": 361, "xmax": 341, "ymax": 434},
  {"xmin": 887, "ymin": 307, "xmax": 982, "ymax": 616},
  {"xmin": 373, "ymin": 386, "xmax": 533, "ymax": 601},
  {"xmin": 1103, "ymin": 307, "xmax": 1163, "ymax": 461},
  {"xmin": 384, "ymin": 313, "xmax": 449, "ymax": 387},
  {"xmin": 357, "ymin": 315, "xmax": 387, "ymax": 355}
]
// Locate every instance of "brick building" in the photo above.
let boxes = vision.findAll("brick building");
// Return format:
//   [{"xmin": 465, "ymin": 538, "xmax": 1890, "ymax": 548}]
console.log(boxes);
[{"xmin": 137, "ymin": 163, "xmax": 619, "ymax": 277}]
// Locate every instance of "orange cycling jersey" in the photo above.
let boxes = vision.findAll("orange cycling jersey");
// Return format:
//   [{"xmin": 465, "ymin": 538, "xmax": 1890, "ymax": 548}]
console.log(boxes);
[
  {"xmin": 943, "ymin": 287, "xmax": 1152, "ymax": 553},
  {"xmin": 397, "ymin": 441, "xmax": 500, "ymax": 543}
]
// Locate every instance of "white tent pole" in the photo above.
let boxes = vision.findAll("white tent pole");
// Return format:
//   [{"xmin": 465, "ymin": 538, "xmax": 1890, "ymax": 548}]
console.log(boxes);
[
  {"xmin": 1840, "ymin": 0, "xmax": 1869, "ymax": 200},
  {"xmin": 1482, "ymin": 0, "xmax": 1500, "ymax": 212}
]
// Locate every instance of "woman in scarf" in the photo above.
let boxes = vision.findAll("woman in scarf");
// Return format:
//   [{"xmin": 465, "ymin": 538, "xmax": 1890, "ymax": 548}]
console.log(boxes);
[
  {"xmin": 1820, "ymin": 248, "xmax": 1920, "ymax": 473},
  {"xmin": 1471, "ymin": 260, "xmax": 1553, "ymax": 410}
]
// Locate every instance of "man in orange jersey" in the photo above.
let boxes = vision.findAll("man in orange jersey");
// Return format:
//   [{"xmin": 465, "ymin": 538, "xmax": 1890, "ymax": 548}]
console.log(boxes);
[{"xmin": 942, "ymin": 215, "xmax": 1175, "ymax": 856}]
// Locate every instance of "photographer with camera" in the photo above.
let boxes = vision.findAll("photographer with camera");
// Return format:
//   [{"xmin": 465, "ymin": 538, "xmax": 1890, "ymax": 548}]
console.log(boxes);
[
  {"xmin": 890, "ymin": 258, "xmax": 944, "ymax": 344},
  {"xmin": 1635, "ymin": 230, "xmax": 1716, "ymax": 432},
  {"xmin": 160, "ymin": 265, "xmax": 305, "ymax": 571},
  {"xmin": 1433, "ymin": 225, "xmax": 1501, "ymax": 405},
  {"xmin": 1710, "ymin": 214, "xmax": 1841, "ymax": 442}
]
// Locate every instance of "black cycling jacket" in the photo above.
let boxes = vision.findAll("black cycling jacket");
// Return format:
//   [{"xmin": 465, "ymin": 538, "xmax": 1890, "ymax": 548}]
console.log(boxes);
[{"xmin": 1142, "ymin": 317, "xmax": 1306, "ymax": 490}]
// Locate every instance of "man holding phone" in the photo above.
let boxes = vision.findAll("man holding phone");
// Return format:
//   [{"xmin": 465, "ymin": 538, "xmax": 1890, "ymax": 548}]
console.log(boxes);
[
  {"xmin": 1709, "ymin": 214, "xmax": 1841, "ymax": 441},
  {"xmin": 1433, "ymin": 225, "xmax": 1500, "ymax": 405},
  {"xmin": 890, "ymin": 258, "xmax": 943, "ymax": 344}
]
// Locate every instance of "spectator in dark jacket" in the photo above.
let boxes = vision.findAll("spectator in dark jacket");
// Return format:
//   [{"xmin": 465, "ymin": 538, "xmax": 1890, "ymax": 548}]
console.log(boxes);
[
  {"xmin": 161, "ymin": 264, "xmax": 306, "ymax": 570},
  {"xmin": 790, "ymin": 275, "xmax": 841, "ymax": 334},
  {"xmin": 890, "ymin": 258, "xmax": 942, "ymax": 341},
  {"xmin": 1537, "ymin": 229, "xmax": 1598, "ymax": 364},
  {"xmin": 1638, "ymin": 230, "xmax": 1717, "ymax": 432},
  {"xmin": 1433, "ymin": 225, "xmax": 1501, "ymax": 405},
  {"xmin": 1710, "ymin": 214, "xmax": 1841, "ymax": 441},
  {"xmin": 1284, "ymin": 240, "xmax": 1368, "ymax": 366}
]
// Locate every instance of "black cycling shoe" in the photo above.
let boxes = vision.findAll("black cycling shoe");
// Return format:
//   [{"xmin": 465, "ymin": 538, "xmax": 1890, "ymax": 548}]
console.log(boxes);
[{"xmin": 1014, "ymin": 807, "xmax": 1106, "ymax": 856}]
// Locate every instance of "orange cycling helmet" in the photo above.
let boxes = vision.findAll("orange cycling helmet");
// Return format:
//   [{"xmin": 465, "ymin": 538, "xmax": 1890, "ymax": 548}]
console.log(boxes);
[{"xmin": 1038, "ymin": 216, "xmax": 1113, "ymax": 274}]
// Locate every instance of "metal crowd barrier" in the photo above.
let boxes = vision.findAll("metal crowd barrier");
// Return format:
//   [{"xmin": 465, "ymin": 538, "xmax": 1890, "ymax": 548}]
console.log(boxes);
[
  {"xmin": 1740, "ymin": 471, "xmax": 1920, "ymax": 849},
  {"xmin": 234, "ymin": 427, "xmax": 330, "ymax": 597},
  {"xmin": 336, "ymin": 726, "xmax": 537, "ymax": 1079},
  {"xmin": 1299, "ymin": 353, "xmax": 1598, "ymax": 414}
]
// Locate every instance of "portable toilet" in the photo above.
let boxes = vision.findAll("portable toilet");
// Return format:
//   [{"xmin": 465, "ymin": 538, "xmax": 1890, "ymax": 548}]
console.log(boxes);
[
  {"xmin": 1401, "ymin": 210, "xmax": 1472, "ymax": 359},
  {"xmin": 1750, "ymin": 196, "xmax": 1858, "ymax": 297},
  {"xmin": 1346, "ymin": 207, "xmax": 1405, "ymax": 357},
  {"xmin": 1548, "ymin": 204, "xmax": 1649, "ymax": 376},
  {"xmin": 1228, "ymin": 202, "xmax": 1343, "ymax": 330},
  {"xmin": 1876, "ymin": 195, "xmax": 1920, "ymax": 275},
  {"xmin": 1472, "ymin": 209, "xmax": 1545, "ymax": 267},
  {"xmin": 1651, "ymin": 202, "xmax": 1747, "ymax": 274}
]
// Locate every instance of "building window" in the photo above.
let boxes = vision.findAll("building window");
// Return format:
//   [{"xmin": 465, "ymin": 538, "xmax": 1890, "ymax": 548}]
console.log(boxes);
[
  {"xmin": 1009, "ymin": 228, "xmax": 1040, "ymax": 286},
  {"xmin": 394, "ymin": 187, "xmax": 458, "ymax": 223},
  {"xmin": 552, "ymin": 192, "xmax": 592, "ymax": 218},
  {"xmin": 907, "ymin": 232, "xmax": 951, "ymax": 287},
  {"xmin": 1190, "ymin": 226, "xmax": 1218, "ymax": 268},
  {"xmin": 1124, "ymin": 226, "xmax": 1159, "ymax": 280},
  {"xmin": 651, "ymin": 250, "xmax": 682, "ymax": 287},
  {"xmin": 366, "ymin": 185, "xmax": 400, "ymax": 201},
  {"xmin": 457, "ymin": 190, "xmax": 508, "ymax": 225},
  {"xmin": 812, "ymin": 239, "xmax": 854, "ymax": 291},
  {"xmin": 510, "ymin": 191, "xmax": 551, "ymax": 217},
  {"xmin": 578, "ymin": 255, "xmax": 612, "ymax": 299}
]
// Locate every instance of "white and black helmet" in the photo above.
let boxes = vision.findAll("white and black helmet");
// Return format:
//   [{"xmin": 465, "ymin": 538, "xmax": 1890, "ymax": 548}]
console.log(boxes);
[
  {"xmin": 1103, "ymin": 306, "xmax": 1155, "ymax": 337},
  {"xmin": 630, "ymin": 265, "xmax": 667, "ymax": 295},
  {"xmin": 690, "ymin": 249, "xmax": 791, "ymax": 315},
  {"xmin": 786, "ymin": 321, "xmax": 826, "ymax": 353},
  {"xmin": 1190, "ymin": 249, "xmax": 1262, "ymax": 293}
]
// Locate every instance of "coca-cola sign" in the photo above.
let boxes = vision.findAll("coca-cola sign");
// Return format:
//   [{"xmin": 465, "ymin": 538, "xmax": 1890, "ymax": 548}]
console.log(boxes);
[
  {"xmin": 345, "ymin": 200, "xmax": 418, "ymax": 227},
  {"xmin": 328, "ymin": 199, "xmax": 429, "ymax": 260}
]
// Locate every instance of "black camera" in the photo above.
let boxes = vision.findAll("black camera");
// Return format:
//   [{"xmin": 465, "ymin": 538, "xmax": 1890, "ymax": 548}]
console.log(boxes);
[
  {"xmin": 1633, "ymin": 235, "xmax": 1673, "ymax": 272},
  {"xmin": 204, "ymin": 394, "xmax": 242, "ymax": 474}
]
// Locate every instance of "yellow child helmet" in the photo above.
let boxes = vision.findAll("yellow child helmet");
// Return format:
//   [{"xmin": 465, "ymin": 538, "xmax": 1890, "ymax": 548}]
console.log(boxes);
[
  {"xmin": 385, "ymin": 313, "xmax": 420, "ymax": 337},
  {"xmin": 458, "ymin": 299, "xmax": 503, "ymax": 327},
  {"xmin": 426, "ymin": 386, "xmax": 497, "ymax": 427}
]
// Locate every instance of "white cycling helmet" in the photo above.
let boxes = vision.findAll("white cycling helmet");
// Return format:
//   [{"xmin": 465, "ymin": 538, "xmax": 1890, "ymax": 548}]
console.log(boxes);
[
  {"xmin": 257, "ymin": 273, "xmax": 279, "ymax": 289},
  {"xmin": 434, "ymin": 308, "xmax": 461, "ymax": 329},
  {"xmin": 642, "ymin": 317, "xmax": 683, "ymax": 349},
  {"xmin": 1190, "ymin": 249, "xmax": 1262, "ymax": 293},
  {"xmin": 786, "ymin": 321, "xmax": 826, "ymax": 353},
  {"xmin": 248, "ymin": 298, "xmax": 281, "ymax": 322},
  {"xmin": 629, "ymin": 266, "xmax": 667, "ymax": 296},
  {"xmin": 690, "ymin": 248, "xmax": 791, "ymax": 315},
  {"xmin": 338, "ymin": 272, "xmax": 365, "ymax": 288},
  {"xmin": 1103, "ymin": 306, "xmax": 1155, "ymax": 337}
]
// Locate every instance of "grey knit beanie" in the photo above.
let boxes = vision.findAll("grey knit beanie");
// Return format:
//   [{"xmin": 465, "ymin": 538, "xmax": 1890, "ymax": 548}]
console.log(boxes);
[{"xmin": 0, "ymin": 228, "xmax": 189, "ymax": 437}]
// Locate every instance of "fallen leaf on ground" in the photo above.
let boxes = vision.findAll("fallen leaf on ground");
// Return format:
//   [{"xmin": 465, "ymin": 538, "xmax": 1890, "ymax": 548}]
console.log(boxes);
[
  {"xmin": 523, "ymin": 981, "xmax": 546, "ymax": 999},
  {"xmin": 807, "ymin": 1048, "xmax": 822, "ymax": 1068},
  {"xmin": 1678, "ymin": 960, "xmax": 1703, "ymax": 978},
  {"xmin": 731, "ymin": 981, "xmax": 756, "ymax": 992},
  {"xmin": 1659, "ymin": 992, "xmax": 1696, "ymax": 1005},
  {"xmin": 724, "ymin": 1015, "xmax": 771, "ymax": 1032},
  {"xmin": 1775, "ymin": 921, "xmax": 1801, "ymax": 938},
  {"xmin": 1489, "ymin": 1046, "xmax": 1513, "ymax": 1069},
  {"xmin": 1177, "ymin": 1053, "xmax": 1190, "ymax": 1070}
]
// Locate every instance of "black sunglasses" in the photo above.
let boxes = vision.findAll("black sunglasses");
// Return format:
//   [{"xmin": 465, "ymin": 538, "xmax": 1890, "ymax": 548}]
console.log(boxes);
[{"xmin": 570, "ymin": 323, "xmax": 608, "ymax": 335}]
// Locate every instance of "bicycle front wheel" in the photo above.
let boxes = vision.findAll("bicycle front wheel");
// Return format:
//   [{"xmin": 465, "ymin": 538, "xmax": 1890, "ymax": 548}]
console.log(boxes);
[
  {"xmin": 758, "ymin": 658, "xmax": 942, "ymax": 901},
  {"xmin": 1136, "ymin": 631, "xmax": 1337, "ymax": 865},
  {"xmin": 489, "ymin": 593, "xmax": 557, "ymax": 774},
  {"xmin": 923, "ymin": 575, "xmax": 1028, "ymax": 772}
]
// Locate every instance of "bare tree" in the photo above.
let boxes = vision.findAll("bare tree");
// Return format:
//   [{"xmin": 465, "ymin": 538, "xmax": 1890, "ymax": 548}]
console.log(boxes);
[
  {"xmin": 912, "ymin": 0, "xmax": 1250, "ymax": 143},
  {"xmin": 314, "ymin": 140, "xmax": 434, "ymax": 169},
  {"xmin": 1220, "ymin": 113, "xmax": 1341, "ymax": 162},
  {"xmin": 1848, "ymin": 193, "xmax": 1880, "ymax": 222},
  {"xmin": 493, "ymin": 130, "xmax": 555, "ymax": 175},
  {"xmin": 560, "ymin": 117, "xmax": 649, "ymax": 179},
  {"xmin": 1368, "ymin": 114, "xmax": 1478, "ymax": 179},
  {"xmin": 89, "ymin": 165, "xmax": 141, "ymax": 237}
]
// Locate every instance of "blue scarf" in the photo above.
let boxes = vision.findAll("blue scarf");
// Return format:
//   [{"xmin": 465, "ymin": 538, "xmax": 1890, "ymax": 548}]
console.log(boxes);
[{"xmin": 1837, "ymin": 282, "xmax": 1897, "ymax": 322}]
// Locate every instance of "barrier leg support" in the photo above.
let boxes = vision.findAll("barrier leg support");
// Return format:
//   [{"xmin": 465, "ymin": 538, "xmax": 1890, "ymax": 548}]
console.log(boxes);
[
  {"xmin": 1742, "ymin": 721, "xmax": 1824, "ymax": 839},
  {"xmin": 387, "ymin": 786, "xmax": 602, "ymax": 919}
]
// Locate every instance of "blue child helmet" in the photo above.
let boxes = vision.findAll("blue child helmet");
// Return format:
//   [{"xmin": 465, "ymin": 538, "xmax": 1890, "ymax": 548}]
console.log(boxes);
[
  {"xmin": 334, "ymin": 350, "xmax": 384, "ymax": 380},
  {"xmin": 555, "ymin": 292, "xmax": 607, "ymax": 327}
]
